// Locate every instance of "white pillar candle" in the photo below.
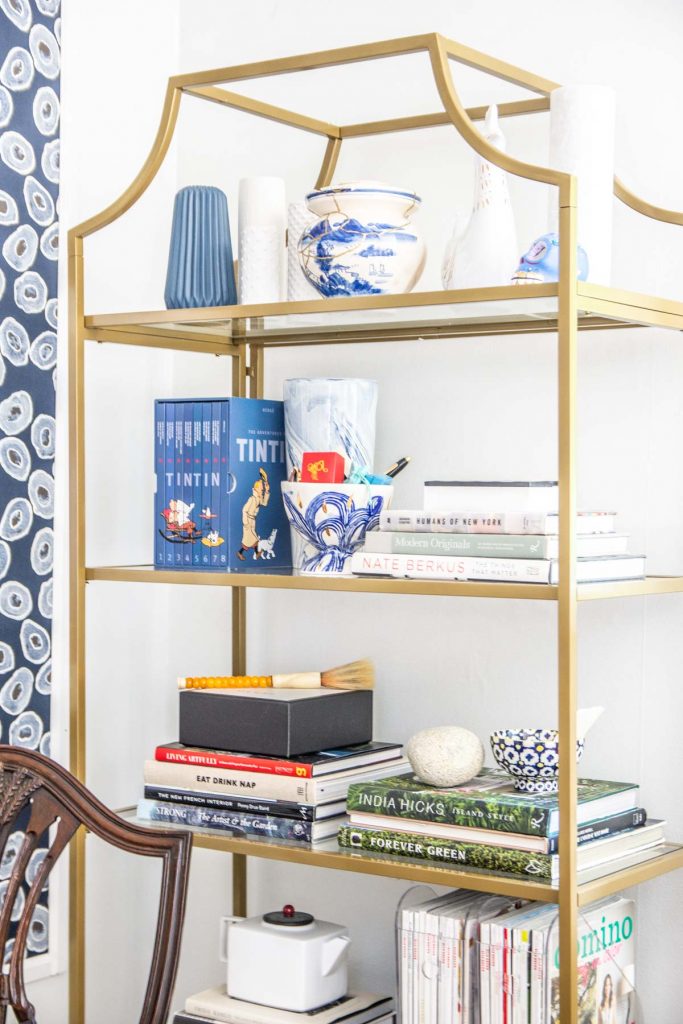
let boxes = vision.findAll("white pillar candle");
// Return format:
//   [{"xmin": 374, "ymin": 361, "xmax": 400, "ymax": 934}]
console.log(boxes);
[
  {"xmin": 547, "ymin": 85, "xmax": 616, "ymax": 285},
  {"xmin": 238, "ymin": 177, "xmax": 287, "ymax": 304},
  {"xmin": 287, "ymin": 201, "xmax": 319, "ymax": 302}
]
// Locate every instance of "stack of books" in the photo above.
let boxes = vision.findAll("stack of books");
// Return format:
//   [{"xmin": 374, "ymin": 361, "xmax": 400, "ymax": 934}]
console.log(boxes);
[
  {"xmin": 339, "ymin": 768, "xmax": 666, "ymax": 884},
  {"xmin": 137, "ymin": 740, "xmax": 409, "ymax": 845},
  {"xmin": 350, "ymin": 481, "xmax": 646, "ymax": 584},
  {"xmin": 399, "ymin": 888, "xmax": 637, "ymax": 1023},
  {"xmin": 174, "ymin": 990, "xmax": 395, "ymax": 1024}
]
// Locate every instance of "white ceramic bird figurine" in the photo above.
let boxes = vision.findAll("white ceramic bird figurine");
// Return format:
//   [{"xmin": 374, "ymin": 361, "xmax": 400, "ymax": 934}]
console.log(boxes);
[
  {"xmin": 442, "ymin": 104, "xmax": 519, "ymax": 290},
  {"xmin": 577, "ymin": 706, "xmax": 605, "ymax": 740}
]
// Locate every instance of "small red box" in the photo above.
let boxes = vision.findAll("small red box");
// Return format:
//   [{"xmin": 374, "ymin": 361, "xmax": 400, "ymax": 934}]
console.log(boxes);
[{"xmin": 300, "ymin": 451, "xmax": 346, "ymax": 484}]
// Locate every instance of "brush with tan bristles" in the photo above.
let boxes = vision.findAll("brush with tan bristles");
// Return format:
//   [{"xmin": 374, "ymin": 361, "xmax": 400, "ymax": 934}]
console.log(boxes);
[{"xmin": 178, "ymin": 658, "xmax": 375, "ymax": 692}]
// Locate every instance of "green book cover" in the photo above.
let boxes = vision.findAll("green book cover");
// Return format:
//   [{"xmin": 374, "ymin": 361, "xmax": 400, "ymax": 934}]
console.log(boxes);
[
  {"xmin": 337, "ymin": 823, "xmax": 556, "ymax": 879},
  {"xmin": 345, "ymin": 768, "xmax": 638, "ymax": 836},
  {"xmin": 365, "ymin": 531, "xmax": 555, "ymax": 559}
]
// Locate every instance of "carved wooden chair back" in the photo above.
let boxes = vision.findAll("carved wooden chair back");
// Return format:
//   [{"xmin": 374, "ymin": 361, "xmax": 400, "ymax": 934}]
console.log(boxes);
[{"xmin": 0, "ymin": 745, "xmax": 191, "ymax": 1024}]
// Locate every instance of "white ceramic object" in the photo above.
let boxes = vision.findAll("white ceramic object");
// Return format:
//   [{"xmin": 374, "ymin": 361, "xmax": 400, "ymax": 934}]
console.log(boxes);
[
  {"xmin": 577, "ymin": 705, "xmax": 605, "ymax": 740},
  {"xmin": 281, "ymin": 481, "xmax": 392, "ymax": 575},
  {"xmin": 406, "ymin": 726, "xmax": 485, "ymax": 788},
  {"xmin": 298, "ymin": 180, "xmax": 426, "ymax": 296},
  {"xmin": 547, "ymin": 85, "xmax": 616, "ymax": 285},
  {"xmin": 238, "ymin": 176, "xmax": 286, "ymax": 303},
  {"xmin": 442, "ymin": 105, "xmax": 518, "ymax": 290},
  {"xmin": 221, "ymin": 906, "xmax": 350, "ymax": 1012}
]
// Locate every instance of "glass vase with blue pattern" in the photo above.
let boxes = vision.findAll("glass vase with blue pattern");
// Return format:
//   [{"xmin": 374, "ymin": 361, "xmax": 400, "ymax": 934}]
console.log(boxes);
[{"xmin": 164, "ymin": 185, "xmax": 237, "ymax": 309}]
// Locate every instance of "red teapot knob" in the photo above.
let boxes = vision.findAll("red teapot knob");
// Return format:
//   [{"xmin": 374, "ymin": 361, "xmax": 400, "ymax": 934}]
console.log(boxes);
[{"xmin": 282, "ymin": 904, "xmax": 295, "ymax": 918}]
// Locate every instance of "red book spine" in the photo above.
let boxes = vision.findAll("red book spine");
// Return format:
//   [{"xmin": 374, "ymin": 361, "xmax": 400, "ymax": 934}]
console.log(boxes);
[{"xmin": 153, "ymin": 745, "xmax": 313, "ymax": 778}]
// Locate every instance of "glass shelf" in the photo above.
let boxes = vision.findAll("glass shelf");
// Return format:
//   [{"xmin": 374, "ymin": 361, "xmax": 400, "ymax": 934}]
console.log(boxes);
[
  {"xmin": 116, "ymin": 809, "xmax": 683, "ymax": 906},
  {"xmin": 82, "ymin": 282, "xmax": 683, "ymax": 352},
  {"xmin": 84, "ymin": 565, "xmax": 683, "ymax": 602}
]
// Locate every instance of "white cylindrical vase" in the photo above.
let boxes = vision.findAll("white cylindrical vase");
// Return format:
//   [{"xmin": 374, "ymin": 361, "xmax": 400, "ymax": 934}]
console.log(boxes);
[
  {"xmin": 238, "ymin": 177, "xmax": 286, "ymax": 304},
  {"xmin": 287, "ymin": 202, "xmax": 319, "ymax": 302},
  {"xmin": 547, "ymin": 85, "xmax": 616, "ymax": 285}
]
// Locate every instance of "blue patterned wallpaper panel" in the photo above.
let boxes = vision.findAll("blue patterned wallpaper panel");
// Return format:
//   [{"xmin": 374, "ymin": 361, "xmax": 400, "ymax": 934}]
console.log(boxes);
[{"xmin": 0, "ymin": 0, "xmax": 59, "ymax": 960}]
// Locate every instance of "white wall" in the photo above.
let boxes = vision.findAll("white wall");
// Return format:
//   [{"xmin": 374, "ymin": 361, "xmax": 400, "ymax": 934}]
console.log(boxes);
[
  {"xmin": 48, "ymin": 2, "xmax": 233, "ymax": 1021},
  {"xmin": 50, "ymin": 1, "xmax": 683, "ymax": 1021}
]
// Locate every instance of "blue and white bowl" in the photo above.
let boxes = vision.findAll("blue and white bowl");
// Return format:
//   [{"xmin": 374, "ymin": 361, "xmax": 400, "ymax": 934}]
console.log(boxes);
[
  {"xmin": 281, "ymin": 482, "xmax": 392, "ymax": 575},
  {"xmin": 490, "ymin": 727, "xmax": 585, "ymax": 794},
  {"xmin": 297, "ymin": 180, "xmax": 426, "ymax": 297}
]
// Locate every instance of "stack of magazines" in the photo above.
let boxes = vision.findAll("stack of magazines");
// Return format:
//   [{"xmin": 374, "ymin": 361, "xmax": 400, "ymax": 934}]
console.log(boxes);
[
  {"xmin": 351, "ymin": 481, "xmax": 646, "ymax": 585},
  {"xmin": 137, "ymin": 740, "xmax": 409, "ymax": 845},
  {"xmin": 399, "ymin": 888, "xmax": 636, "ymax": 1024},
  {"xmin": 339, "ymin": 768, "xmax": 666, "ymax": 884}
]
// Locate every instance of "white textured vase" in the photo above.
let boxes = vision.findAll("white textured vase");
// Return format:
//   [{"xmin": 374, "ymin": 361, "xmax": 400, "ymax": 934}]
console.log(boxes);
[
  {"xmin": 442, "ymin": 105, "xmax": 518, "ymax": 290},
  {"xmin": 547, "ymin": 85, "xmax": 616, "ymax": 285},
  {"xmin": 238, "ymin": 177, "xmax": 286, "ymax": 304},
  {"xmin": 287, "ymin": 202, "xmax": 319, "ymax": 301}
]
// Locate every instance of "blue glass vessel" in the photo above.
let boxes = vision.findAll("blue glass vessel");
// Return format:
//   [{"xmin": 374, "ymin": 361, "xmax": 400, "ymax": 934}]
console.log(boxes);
[{"xmin": 164, "ymin": 185, "xmax": 237, "ymax": 309}]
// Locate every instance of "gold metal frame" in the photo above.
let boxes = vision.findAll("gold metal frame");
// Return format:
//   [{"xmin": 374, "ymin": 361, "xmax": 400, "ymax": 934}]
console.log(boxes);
[{"xmin": 68, "ymin": 33, "xmax": 683, "ymax": 1023}]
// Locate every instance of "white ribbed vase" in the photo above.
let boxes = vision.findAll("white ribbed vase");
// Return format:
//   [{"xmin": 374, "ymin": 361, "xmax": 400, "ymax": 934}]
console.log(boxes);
[{"xmin": 238, "ymin": 177, "xmax": 286, "ymax": 304}]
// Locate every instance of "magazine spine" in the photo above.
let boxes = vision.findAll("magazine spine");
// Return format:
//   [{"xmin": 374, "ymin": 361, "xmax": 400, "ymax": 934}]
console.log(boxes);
[{"xmin": 479, "ymin": 921, "xmax": 491, "ymax": 1024}]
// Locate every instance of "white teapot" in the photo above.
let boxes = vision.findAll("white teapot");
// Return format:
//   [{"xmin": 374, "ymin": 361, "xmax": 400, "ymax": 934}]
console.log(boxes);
[{"xmin": 220, "ymin": 904, "xmax": 350, "ymax": 1011}]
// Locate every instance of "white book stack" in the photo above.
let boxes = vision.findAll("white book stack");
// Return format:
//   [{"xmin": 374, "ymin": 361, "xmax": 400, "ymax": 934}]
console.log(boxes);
[{"xmin": 351, "ymin": 481, "xmax": 646, "ymax": 585}]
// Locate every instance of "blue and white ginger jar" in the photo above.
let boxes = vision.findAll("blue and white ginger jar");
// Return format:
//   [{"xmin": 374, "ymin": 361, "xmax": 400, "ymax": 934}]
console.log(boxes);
[{"xmin": 297, "ymin": 180, "xmax": 426, "ymax": 297}]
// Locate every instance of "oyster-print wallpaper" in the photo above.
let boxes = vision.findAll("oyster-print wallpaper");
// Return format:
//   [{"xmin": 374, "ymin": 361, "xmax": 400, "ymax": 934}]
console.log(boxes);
[{"xmin": 0, "ymin": 0, "xmax": 59, "ymax": 959}]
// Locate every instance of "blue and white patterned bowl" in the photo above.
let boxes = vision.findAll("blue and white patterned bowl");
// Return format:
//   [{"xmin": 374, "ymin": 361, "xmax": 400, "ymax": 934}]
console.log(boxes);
[
  {"xmin": 490, "ymin": 728, "xmax": 585, "ymax": 794},
  {"xmin": 297, "ymin": 180, "xmax": 426, "ymax": 297},
  {"xmin": 281, "ymin": 482, "xmax": 392, "ymax": 575}
]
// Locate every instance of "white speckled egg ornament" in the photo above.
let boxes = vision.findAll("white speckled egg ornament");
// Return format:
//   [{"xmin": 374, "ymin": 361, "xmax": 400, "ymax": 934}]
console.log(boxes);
[{"xmin": 406, "ymin": 726, "xmax": 485, "ymax": 788}]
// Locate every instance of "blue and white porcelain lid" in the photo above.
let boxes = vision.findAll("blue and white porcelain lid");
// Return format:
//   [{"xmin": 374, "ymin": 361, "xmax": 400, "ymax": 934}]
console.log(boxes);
[{"xmin": 305, "ymin": 179, "xmax": 421, "ymax": 204}]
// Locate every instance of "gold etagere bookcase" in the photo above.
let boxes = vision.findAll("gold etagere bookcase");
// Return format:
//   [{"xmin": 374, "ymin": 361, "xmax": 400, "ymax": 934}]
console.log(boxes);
[{"xmin": 68, "ymin": 33, "xmax": 683, "ymax": 1024}]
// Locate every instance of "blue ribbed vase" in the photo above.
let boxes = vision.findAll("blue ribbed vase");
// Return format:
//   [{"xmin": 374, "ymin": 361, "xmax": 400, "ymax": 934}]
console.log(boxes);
[{"xmin": 164, "ymin": 185, "xmax": 237, "ymax": 309}]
